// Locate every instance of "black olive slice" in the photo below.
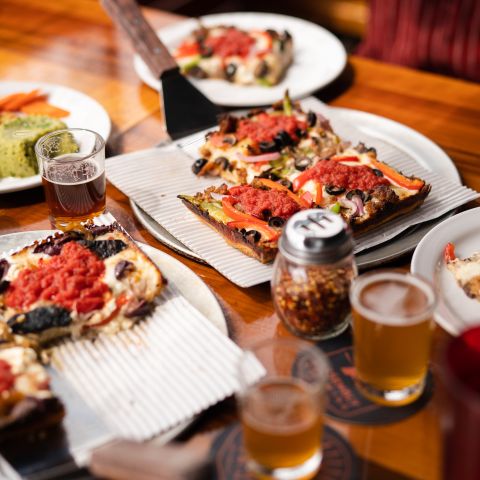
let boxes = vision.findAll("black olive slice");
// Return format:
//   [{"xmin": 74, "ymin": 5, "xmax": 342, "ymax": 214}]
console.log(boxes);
[
  {"xmin": 307, "ymin": 111, "xmax": 317, "ymax": 127},
  {"xmin": 325, "ymin": 185, "xmax": 346, "ymax": 196},
  {"xmin": 258, "ymin": 170, "xmax": 280, "ymax": 181},
  {"xmin": 125, "ymin": 299, "xmax": 152, "ymax": 318},
  {"xmin": 294, "ymin": 157, "xmax": 311, "ymax": 171},
  {"xmin": 274, "ymin": 130, "xmax": 293, "ymax": 148},
  {"xmin": 0, "ymin": 259, "xmax": 9, "ymax": 282},
  {"xmin": 187, "ymin": 65, "xmax": 207, "ymax": 79},
  {"xmin": 214, "ymin": 157, "xmax": 230, "ymax": 170},
  {"xmin": 192, "ymin": 158, "xmax": 208, "ymax": 174},
  {"xmin": 259, "ymin": 141, "xmax": 277, "ymax": 153},
  {"xmin": 0, "ymin": 281, "xmax": 9, "ymax": 294},
  {"xmin": 33, "ymin": 233, "xmax": 78, "ymax": 256},
  {"xmin": 78, "ymin": 239, "xmax": 127, "ymax": 259},
  {"xmin": 261, "ymin": 209, "xmax": 272, "ymax": 220},
  {"xmin": 225, "ymin": 63, "xmax": 237, "ymax": 80},
  {"xmin": 244, "ymin": 230, "xmax": 261, "ymax": 243},
  {"xmin": 115, "ymin": 260, "xmax": 135, "ymax": 279},
  {"xmin": 346, "ymin": 189, "xmax": 365, "ymax": 201},
  {"xmin": 8, "ymin": 306, "xmax": 71, "ymax": 334},
  {"xmin": 295, "ymin": 128, "xmax": 307, "ymax": 138},
  {"xmin": 268, "ymin": 217, "xmax": 285, "ymax": 228},
  {"xmin": 278, "ymin": 179, "xmax": 293, "ymax": 190},
  {"xmin": 88, "ymin": 225, "xmax": 114, "ymax": 237},
  {"xmin": 372, "ymin": 168, "xmax": 384, "ymax": 177},
  {"xmin": 221, "ymin": 135, "xmax": 236, "ymax": 146}
]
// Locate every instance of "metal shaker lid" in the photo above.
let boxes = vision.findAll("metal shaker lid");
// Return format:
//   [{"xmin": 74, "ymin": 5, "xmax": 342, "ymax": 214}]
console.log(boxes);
[{"xmin": 279, "ymin": 209, "xmax": 354, "ymax": 265}]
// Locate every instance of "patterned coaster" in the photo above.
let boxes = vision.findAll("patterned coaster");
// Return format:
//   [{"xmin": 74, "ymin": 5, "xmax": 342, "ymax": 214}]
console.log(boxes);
[
  {"xmin": 318, "ymin": 330, "xmax": 434, "ymax": 424},
  {"xmin": 211, "ymin": 423, "xmax": 359, "ymax": 480}
]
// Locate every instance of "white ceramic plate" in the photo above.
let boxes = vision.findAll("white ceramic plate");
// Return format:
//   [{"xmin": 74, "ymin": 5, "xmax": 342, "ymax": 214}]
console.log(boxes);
[
  {"xmin": 133, "ymin": 12, "xmax": 347, "ymax": 106},
  {"xmin": 0, "ymin": 231, "xmax": 227, "ymax": 451},
  {"xmin": 130, "ymin": 107, "xmax": 460, "ymax": 268},
  {"xmin": 411, "ymin": 208, "xmax": 480, "ymax": 336},
  {"xmin": 0, "ymin": 81, "xmax": 111, "ymax": 194}
]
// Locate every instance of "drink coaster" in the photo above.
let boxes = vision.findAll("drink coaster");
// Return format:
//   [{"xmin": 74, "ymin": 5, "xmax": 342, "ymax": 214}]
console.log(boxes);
[
  {"xmin": 317, "ymin": 330, "xmax": 434, "ymax": 424},
  {"xmin": 210, "ymin": 423, "xmax": 359, "ymax": 480}
]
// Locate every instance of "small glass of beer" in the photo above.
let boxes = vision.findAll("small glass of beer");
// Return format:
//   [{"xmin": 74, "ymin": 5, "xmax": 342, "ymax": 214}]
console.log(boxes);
[
  {"xmin": 237, "ymin": 338, "xmax": 329, "ymax": 479},
  {"xmin": 35, "ymin": 128, "xmax": 106, "ymax": 230},
  {"xmin": 350, "ymin": 270, "xmax": 437, "ymax": 406}
]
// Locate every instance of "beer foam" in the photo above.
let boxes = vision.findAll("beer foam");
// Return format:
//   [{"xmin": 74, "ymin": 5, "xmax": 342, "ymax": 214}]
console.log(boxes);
[{"xmin": 351, "ymin": 272, "xmax": 436, "ymax": 326}]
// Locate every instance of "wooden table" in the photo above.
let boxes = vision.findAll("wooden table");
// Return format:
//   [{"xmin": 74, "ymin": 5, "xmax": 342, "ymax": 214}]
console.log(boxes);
[{"xmin": 1, "ymin": 1, "xmax": 480, "ymax": 479}]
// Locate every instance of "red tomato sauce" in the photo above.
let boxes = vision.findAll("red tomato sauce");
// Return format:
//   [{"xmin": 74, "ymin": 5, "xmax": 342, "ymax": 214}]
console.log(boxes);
[
  {"xmin": 5, "ymin": 242, "xmax": 109, "ymax": 314},
  {"xmin": 204, "ymin": 28, "xmax": 255, "ymax": 58},
  {"xmin": 0, "ymin": 360, "xmax": 14, "ymax": 393},
  {"xmin": 301, "ymin": 160, "xmax": 390, "ymax": 191},
  {"xmin": 236, "ymin": 113, "xmax": 306, "ymax": 144},
  {"xmin": 232, "ymin": 186, "xmax": 301, "ymax": 219}
]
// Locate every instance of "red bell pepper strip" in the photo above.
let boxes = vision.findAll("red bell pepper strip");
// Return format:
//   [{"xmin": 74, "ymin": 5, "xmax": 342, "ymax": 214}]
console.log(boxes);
[
  {"xmin": 292, "ymin": 170, "xmax": 312, "ymax": 192},
  {"xmin": 301, "ymin": 191, "xmax": 313, "ymax": 207},
  {"xmin": 227, "ymin": 221, "xmax": 280, "ymax": 242},
  {"xmin": 315, "ymin": 182, "xmax": 323, "ymax": 205},
  {"xmin": 222, "ymin": 196, "xmax": 259, "ymax": 222},
  {"xmin": 444, "ymin": 243, "xmax": 456, "ymax": 263},
  {"xmin": 175, "ymin": 42, "xmax": 200, "ymax": 58},
  {"xmin": 255, "ymin": 178, "xmax": 309, "ymax": 208},
  {"xmin": 369, "ymin": 158, "xmax": 424, "ymax": 190}
]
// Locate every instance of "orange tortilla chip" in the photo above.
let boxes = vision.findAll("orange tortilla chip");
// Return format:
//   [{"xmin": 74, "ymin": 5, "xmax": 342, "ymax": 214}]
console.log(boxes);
[{"xmin": 20, "ymin": 101, "xmax": 70, "ymax": 118}]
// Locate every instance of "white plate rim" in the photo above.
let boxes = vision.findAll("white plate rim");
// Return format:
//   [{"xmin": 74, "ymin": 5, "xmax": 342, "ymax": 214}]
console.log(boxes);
[
  {"xmin": 0, "ymin": 80, "xmax": 112, "ymax": 194},
  {"xmin": 133, "ymin": 12, "xmax": 347, "ymax": 106},
  {"xmin": 130, "ymin": 106, "xmax": 461, "ymax": 268},
  {"xmin": 0, "ymin": 230, "xmax": 228, "ymax": 446},
  {"xmin": 411, "ymin": 207, "xmax": 480, "ymax": 336}
]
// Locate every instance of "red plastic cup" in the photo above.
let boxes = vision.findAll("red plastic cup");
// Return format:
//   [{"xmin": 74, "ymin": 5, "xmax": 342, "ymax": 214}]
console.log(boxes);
[{"xmin": 441, "ymin": 326, "xmax": 480, "ymax": 480}]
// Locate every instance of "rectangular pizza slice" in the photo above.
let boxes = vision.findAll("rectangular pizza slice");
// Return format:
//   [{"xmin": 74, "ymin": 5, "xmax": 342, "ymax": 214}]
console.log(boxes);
[
  {"xmin": 444, "ymin": 243, "xmax": 480, "ymax": 301},
  {"xmin": 0, "ymin": 346, "xmax": 64, "ymax": 438},
  {"xmin": 179, "ymin": 179, "xmax": 310, "ymax": 263},
  {"xmin": 174, "ymin": 25, "xmax": 293, "ymax": 86},
  {"xmin": 0, "ymin": 223, "xmax": 165, "ymax": 346},
  {"xmin": 191, "ymin": 93, "xmax": 343, "ymax": 185},
  {"xmin": 289, "ymin": 144, "xmax": 431, "ymax": 234}
]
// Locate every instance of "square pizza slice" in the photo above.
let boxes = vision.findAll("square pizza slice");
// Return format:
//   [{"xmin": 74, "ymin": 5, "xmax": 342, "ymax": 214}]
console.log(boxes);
[
  {"xmin": 0, "ymin": 223, "xmax": 165, "ymax": 346},
  {"xmin": 174, "ymin": 25, "xmax": 293, "ymax": 86},
  {"xmin": 0, "ymin": 346, "xmax": 63, "ymax": 438}
]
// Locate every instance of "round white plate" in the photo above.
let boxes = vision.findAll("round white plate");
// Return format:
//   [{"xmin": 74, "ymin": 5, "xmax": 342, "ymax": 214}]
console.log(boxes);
[
  {"xmin": 0, "ymin": 230, "xmax": 227, "ymax": 444},
  {"xmin": 131, "ymin": 107, "xmax": 460, "ymax": 269},
  {"xmin": 411, "ymin": 208, "xmax": 480, "ymax": 336},
  {"xmin": 133, "ymin": 12, "xmax": 347, "ymax": 106},
  {"xmin": 0, "ymin": 81, "xmax": 111, "ymax": 194}
]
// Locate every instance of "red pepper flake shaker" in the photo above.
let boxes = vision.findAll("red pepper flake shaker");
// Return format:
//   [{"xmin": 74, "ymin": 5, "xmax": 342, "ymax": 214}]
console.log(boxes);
[{"xmin": 272, "ymin": 209, "xmax": 357, "ymax": 340}]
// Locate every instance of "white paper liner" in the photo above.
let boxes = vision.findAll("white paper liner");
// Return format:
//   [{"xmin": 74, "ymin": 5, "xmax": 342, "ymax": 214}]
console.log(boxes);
[
  {"xmin": 106, "ymin": 98, "xmax": 478, "ymax": 287},
  {"xmin": 1, "ymin": 214, "xmax": 264, "ymax": 442}
]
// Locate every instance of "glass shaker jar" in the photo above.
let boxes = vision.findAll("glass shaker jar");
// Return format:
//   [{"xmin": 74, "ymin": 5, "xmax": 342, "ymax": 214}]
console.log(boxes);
[{"xmin": 272, "ymin": 209, "xmax": 357, "ymax": 341}]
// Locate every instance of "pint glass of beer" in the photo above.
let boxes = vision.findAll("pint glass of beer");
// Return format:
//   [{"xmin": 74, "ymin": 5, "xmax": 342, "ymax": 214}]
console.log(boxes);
[
  {"xmin": 350, "ymin": 271, "xmax": 437, "ymax": 406},
  {"xmin": 237, "ymin": 338, "xmax": 329, "ymax": 479},
  {"xmin": 35, "ymin": 129, "xmax": 106, "ymax": 230}
]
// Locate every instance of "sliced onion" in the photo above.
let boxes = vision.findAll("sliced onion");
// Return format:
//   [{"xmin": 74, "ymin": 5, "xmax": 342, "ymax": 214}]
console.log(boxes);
[
  {"xmin": 339, "ymin": 197, "xmax": 358, "ymax": 216},
  {"xmin": 351, "ymin": 195, "xmax": 365, "ymax": 216},
  {"xmin": 210, "ymin": 192, "xmax": 227, "ymax": 202},
  {"xmin": 236, "ymin": 151, "xmax": 280, "ymax": 163}
]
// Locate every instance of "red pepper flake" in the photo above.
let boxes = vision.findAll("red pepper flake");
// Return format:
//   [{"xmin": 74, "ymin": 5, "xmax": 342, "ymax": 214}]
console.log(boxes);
[
  {"xmin": 232, "ymin": 186, "xmax": 302, "ymax": 219},
  {"xmin": 5, "ymin": 242, "xmax": 109, "ymax": 314}
]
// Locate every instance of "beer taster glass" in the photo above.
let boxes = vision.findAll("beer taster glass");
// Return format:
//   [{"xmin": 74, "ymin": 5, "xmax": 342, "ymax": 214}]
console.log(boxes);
[
  {"xmin": 35, "ymin": 129, "xmax": 106, "ymax": 230},
  {"xmin": 350, "ymin": 271, "xmax": 437, "ymax": 406},
  {"xmin": 237, "ymin": 338, "xmax": 329, "ymax": 480}
]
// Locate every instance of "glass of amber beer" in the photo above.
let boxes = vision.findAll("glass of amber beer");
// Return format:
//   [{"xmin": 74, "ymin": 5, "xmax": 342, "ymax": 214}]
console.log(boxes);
[
  {"xmin": 237, "ymin": 338, "xmax": 329, "ymax": 479},
  {"xmin": 350, "ymin": 270, "xmax": 437, "ymax": 406},
  {"xmin": 35, "ymin": 128, "xmax": 106, "ymax": 230}
]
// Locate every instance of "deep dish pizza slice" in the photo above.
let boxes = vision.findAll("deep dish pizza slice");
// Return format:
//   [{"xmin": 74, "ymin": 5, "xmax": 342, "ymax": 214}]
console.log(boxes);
[
  {"xmin": 174, "ymin": 25, "xmax": 293, "ymax": 86},
  {"xmin": 289, "ymin": 144, "xmax": 431, "ymax": 233},
  {"xmin": 179, "ymin": 179, "xmax": 310, "ymax": 263},
  {"xmin": 444, "ymin": 243, "xmax": 480, "ymax": 301},
  {"xmin": 0, "ymin": 223, "xmax": 165, "ymax": 346},
  {"xmin": 0, "ymin": 346, "xmax": 63, "ymax": 436},
  {"xmin": 192, "ymin": 94, "xmax": 343, "ymax": 185}
]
